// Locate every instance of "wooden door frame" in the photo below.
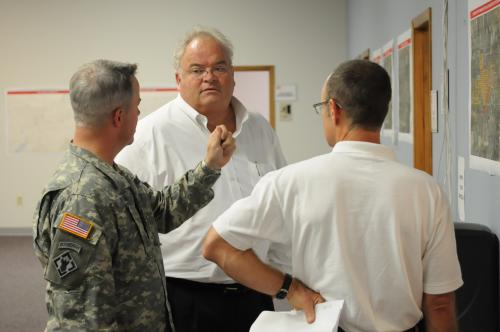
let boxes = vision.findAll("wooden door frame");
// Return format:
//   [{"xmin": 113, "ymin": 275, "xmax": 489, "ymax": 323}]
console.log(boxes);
[{"xmin": 412, "ymin": 8, "xmax": 433, "ymax": 174}]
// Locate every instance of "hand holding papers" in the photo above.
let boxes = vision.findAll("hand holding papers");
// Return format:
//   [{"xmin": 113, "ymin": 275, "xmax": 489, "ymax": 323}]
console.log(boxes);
[{"xmin": 250, "ymin": 300, "xmax": 344, "ymax": 332}]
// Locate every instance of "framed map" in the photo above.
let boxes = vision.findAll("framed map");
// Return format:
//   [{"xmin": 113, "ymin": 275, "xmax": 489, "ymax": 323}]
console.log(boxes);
[
  {"xmin": 469, "ymin": 0, "xmax": 500, "ymax": 174},
  {"xmin": 397, "ymin": 29, "xmax": 413, "ymax": 143},
  {"xmin": 382, "ymin": 40, "xmax": 395, "ymax": 142}
]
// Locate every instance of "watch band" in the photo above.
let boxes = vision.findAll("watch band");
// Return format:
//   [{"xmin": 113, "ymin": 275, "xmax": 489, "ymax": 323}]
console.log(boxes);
[{"xmin": 275, "ymin": 273, "xmax": 293, "ymax": 299}]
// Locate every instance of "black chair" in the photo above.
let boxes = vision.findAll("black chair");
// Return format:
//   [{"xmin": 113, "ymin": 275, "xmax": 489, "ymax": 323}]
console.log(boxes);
[{"xmin": 454, "ymin": 222, "xmax": 499, "ymax": 332}]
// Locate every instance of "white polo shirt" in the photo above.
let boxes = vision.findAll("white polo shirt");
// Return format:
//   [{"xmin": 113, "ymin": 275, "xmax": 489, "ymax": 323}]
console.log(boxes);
[
  {"xmin": 213, "ymin": 141, "xmax": 463, "ymax": 332},
  {"xmin": 116, "ymin": 95, "xmax": 287, "ymax": 282}
]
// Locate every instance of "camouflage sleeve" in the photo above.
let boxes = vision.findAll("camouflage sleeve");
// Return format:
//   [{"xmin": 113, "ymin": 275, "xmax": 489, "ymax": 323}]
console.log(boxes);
[
  {"xmin": 33, "ymin": 190, "xmax": 61, "ymax": 267},
  {"xmin": 43, "ymin": 195, "xmax": 119, "ymax": 331},
  {"xmin": 149, "ymin": 161, "xmax": 221, "ymax": 233}
]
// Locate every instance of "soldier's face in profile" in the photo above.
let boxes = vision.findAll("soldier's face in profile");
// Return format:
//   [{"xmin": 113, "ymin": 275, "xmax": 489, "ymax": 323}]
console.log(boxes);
[{"xmin": 121, "ymin": 76, "xmax": 141, "ymax": 145}]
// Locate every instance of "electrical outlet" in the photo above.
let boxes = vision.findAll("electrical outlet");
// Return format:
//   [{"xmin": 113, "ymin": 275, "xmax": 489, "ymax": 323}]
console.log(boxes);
[{"xmin": 16, "ymin": 196, "xmax": 23, "ymax": 206}]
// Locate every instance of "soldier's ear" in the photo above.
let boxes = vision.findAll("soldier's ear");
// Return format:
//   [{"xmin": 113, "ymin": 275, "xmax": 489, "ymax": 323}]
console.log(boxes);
[{"xmin": 112, "ymin": 107, "xmax": 124, "ymax": 128}]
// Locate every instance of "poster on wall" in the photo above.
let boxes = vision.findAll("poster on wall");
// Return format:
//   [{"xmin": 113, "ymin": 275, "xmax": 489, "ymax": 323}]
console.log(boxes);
[
  {"xmin": 468, "ymin": 0, "xmax": 500, "ymax": 175},
  {"xmin": 397, "ymin": 29, "xmax": 413, "ymax": 143},
  {"xmin": 381, "ymin": 40, "xmax": 397, "ymax": 144}
]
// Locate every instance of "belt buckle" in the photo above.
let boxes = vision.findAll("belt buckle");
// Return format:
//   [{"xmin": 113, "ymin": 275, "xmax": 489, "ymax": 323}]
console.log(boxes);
[{"xmin": 224, "ymin": 286, "xmax": 240, "ymax": 293}]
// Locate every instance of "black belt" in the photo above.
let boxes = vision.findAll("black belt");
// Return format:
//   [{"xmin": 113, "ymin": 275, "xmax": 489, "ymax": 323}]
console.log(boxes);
[
  {"xmin": 338, "ymin": 326, "xmax": 418, "ymax": 332},
  {"xmin": 166, "ymin": 276, "xmax": 251, "ymax": 293}
]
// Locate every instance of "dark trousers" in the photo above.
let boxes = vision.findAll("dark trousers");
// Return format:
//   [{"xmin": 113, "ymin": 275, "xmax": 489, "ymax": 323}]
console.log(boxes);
[
  {"xmin": 338, "ymin": 321, "xmax": 422, "ymax": 332},
  {"xmin": 338, "ymin": 329, "xmax": 418, "ymax": 332},
  {"xmin": 166, "ymin": 277, "xmax": 274, "ymax": 332}
]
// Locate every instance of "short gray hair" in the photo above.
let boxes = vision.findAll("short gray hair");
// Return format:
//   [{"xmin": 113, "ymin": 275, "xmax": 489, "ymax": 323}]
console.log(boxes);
[
  {"xmin": 173, "ymin": 26, "xmax": 233, "ymax": 70},
  {"xmin": 69, "ymin": 59, "xmax": 137, "ymax": 128}
]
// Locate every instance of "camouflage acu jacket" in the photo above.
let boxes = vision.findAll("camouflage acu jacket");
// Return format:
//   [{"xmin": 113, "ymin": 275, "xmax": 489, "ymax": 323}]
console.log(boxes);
[{"xmin": 33, "ymin": 144, "xmax": 220, "ymax": 332}]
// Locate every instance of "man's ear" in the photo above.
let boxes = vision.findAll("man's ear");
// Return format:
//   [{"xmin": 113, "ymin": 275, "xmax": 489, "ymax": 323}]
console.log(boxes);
[
  {"xmin": 112, "ymin": 107, "xmax": 124, "ymax": 128},
  {"xmin": 175, "ymin": 71, "xmax": 181, "ymax": 85},
  {"xmin": 330, "ymin": 99, "xmax": 343, "ymax": 125}
]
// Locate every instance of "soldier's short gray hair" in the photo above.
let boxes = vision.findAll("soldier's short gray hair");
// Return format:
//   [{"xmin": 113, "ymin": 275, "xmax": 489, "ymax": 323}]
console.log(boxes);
[
  {"xmin": 69, "ymin": 59, "xmax": 137, "ymax": 128},
  {"xmin": 173, "ymin": 26, "xmax": 233, "ymax": 71}
]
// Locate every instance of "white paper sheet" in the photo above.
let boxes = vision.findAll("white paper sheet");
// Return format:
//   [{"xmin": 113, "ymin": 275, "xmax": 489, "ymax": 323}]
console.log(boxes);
[{"xmin": 250, "ymin": 300, "xmax": 344, "ymax": 332}]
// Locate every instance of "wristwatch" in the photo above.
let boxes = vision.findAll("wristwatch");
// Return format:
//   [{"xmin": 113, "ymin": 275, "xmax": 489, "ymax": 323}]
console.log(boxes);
[{"xmin": 275, "ymin": 273, "xmax": 293, "ymax": 299}]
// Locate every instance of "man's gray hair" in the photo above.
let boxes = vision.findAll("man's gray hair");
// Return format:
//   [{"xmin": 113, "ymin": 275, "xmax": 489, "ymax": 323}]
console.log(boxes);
[
  {"xmin": 69, "ymin": 59, "xmax": 137, "ymax": 128},
  {"xmin": 173, "ymin": 26, "xmax": 233, "ymax": 70}
]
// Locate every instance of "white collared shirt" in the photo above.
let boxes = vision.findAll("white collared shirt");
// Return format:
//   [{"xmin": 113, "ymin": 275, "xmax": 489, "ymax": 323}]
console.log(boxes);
[
  {"xmin": 116, "ymin": 95, "xmax": 287, "ymax": 282},
  {"xmin": 213, "ymin": 141, "xmax": 463, "ymax": 332}
]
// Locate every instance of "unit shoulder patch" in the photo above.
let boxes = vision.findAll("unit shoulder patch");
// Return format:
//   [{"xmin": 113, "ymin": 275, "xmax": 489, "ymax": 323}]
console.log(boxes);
[{"xmin": 53, "ymin": 251, "xmax": 78, "ymax": 278}]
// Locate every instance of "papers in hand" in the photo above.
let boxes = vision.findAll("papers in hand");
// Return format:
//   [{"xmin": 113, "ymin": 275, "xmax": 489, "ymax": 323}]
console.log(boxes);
[{"xmin": 250, "ymin": 300, "xmax": 344, "ymax": 332}]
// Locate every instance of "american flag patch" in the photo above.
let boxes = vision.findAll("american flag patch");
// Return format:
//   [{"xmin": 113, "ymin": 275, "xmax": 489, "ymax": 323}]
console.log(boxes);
[{"xmin": 58, "ymin": 213, "xmax": 93, "ymax": 239}]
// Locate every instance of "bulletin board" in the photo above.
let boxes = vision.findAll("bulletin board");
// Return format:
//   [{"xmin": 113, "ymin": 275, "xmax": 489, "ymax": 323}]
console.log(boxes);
[{"xmin": 234, "ymin": 65, "xmax": 275, "ymax": 128}]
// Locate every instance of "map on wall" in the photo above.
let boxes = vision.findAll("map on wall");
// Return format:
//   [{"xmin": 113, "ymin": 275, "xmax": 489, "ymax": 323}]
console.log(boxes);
[
  {"xmin": 381, "ymin": 40, "xmax": 395, "ymax": 143},
  {"xmin": 469, "ymin": 0, "xmax": 500, "ymax": 175},
  {"xmin": 5, "ymin": 90, "xmax": 73, "ymax": 153},
  {"xmin": 5, "ymin": 88, "xmax": 178, "ymax": 153},
  {"xmin": 397, "ymin": 29, "xmax": 413, "ymax": 143}
]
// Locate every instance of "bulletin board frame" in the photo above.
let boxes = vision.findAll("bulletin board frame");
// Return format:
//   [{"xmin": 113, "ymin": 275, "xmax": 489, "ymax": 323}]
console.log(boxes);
[{"xmin": 234, "ymin": 65, "xmax": 276, "ymax": 128}]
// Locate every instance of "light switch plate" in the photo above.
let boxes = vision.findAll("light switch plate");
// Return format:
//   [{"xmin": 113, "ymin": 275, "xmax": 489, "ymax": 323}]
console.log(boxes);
[{"xmin": 431, "ymin": 90, "xmax": 438, "ymax": 133}]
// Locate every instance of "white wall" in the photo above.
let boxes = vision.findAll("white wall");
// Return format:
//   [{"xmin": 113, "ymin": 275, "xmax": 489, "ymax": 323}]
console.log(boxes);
[
  {"xmin": 0, "ymin": 0, "xmax": 347, "ymax": 230},
  {"xmin": 347, "ymin": 0, "xmax": 500, "ymax": 236}
]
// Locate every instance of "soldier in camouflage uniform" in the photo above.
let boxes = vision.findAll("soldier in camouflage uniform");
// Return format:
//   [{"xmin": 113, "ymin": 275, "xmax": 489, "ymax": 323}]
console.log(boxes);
[{"xmin": 33, "ymin": 59, "xmax": 236, "ymax": 332}]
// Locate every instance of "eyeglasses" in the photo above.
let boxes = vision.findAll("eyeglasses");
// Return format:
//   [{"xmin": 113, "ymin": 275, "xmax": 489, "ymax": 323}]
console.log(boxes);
[
  {"xmin": 185, "ymin": 64, "xmax": 230, "ymax": 78},
  {"xmin": 312, "ymin": 101, "xmax": 329, "ymax": 114},
  {"xmin": 312, "ymin": 99, "xmax": 344, "ymax": 115}
]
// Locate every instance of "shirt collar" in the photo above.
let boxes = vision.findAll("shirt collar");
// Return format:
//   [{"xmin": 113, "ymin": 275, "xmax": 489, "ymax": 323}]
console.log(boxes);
[
  {"xmin": 176, "ymin": 94, "xmax": 249, "ymax": 137},
  {"xmin": 68, "ymin": 144, "xmax": 130, "ymax": 190},
  {"xmin": 331, "ymin": 141, "xmax": 396, "ymax": 161}
]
